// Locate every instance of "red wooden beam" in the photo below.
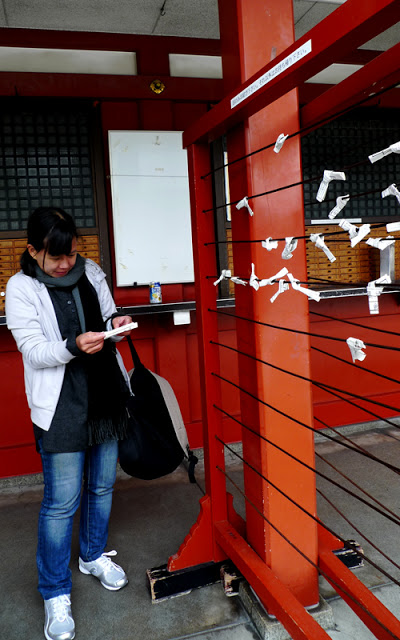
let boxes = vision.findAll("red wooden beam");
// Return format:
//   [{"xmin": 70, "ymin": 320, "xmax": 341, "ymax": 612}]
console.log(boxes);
[
  {"xmin": 215, "ymin": 521, "xmax": 332, "ymax": 640},
  {"xmin": 299, "ymin": 82, "xmax": 400, "ymax": 109},
  {"xmin": 338, "ymin": 50, "xmax": 381, "ymax": 65},
  {"xmin": 318, "ymin": 526, "xmax": 400, "ymax": 640},
  {"xmin": 183, "ymin": 0, "xmax": 400, "ymax": 146},
  {"xmin": 301, "ymin": 41, "xmax": 400, "ymax": 129},
  {"xmin": 0, "ymin": 27, "xmax": 221, "ymax": 55},
  {"xmin": 0, "ymin": 72, "xmax": 223, "ymax": 101}
]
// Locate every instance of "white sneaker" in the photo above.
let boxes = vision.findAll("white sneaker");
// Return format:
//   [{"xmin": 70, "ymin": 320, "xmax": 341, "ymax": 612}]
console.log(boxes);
[
  {"xmin": 44, "ymin": 594, "xmax": 75, "ymax": 640},
  {"xmin": 79, "ymin": 550, "xmax": 128, "ymax": 591}
]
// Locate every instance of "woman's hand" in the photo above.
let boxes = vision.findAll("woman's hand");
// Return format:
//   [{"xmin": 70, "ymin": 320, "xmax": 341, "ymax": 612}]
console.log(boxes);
[
  {"xmin": 112, "ymin": 315, "xmax": 134, "ymax": 337},
  {"xmin": 76, "ymin": 331, "xmax": 105, "ymax": 354}
]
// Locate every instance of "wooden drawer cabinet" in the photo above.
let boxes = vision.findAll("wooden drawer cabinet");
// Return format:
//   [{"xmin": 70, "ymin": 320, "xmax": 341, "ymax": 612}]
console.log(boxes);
[{"xmin": 0, "ymin": 235, "xmax": 100, "ymax": 316}]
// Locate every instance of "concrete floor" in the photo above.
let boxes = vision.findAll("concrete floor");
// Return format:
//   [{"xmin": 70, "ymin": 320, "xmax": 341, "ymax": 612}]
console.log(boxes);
[{"xmin": 1, "ymin": 423, "xmax": 400, "ymax": 640}]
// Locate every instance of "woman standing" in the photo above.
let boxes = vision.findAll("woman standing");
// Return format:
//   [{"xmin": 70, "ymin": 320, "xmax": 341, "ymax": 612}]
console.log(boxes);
[{"xmin": 6, "ymin": 207, "xmax": 133, "ymax": 640}]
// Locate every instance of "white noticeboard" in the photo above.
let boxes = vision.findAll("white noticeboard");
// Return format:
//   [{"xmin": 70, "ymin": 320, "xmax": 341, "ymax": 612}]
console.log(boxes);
[{"xmin": 108, "ymin": 130, "xmax": 194, "ymax": 287}]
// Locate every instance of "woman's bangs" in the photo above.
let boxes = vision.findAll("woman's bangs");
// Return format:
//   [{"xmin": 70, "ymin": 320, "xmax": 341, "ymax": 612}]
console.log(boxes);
[{"xmin": 44, "ymin": 223, "xmax": 75, "ymax": 257}]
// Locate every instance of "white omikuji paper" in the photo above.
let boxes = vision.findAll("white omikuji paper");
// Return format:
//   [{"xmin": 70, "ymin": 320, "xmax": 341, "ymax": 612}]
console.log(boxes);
[{"xmin": 103, "ymin": 321, "xmax": 138, "ymax": 340}]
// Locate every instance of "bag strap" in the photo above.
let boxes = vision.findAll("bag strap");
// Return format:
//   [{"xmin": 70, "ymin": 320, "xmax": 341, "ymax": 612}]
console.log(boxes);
[
  {"xmin": 126, "ymin": 334, "xmax": 142, "ymax": 369},
  {"xmin": 187, "ymin": 450, "xmax": 198, "ymax": 484}
]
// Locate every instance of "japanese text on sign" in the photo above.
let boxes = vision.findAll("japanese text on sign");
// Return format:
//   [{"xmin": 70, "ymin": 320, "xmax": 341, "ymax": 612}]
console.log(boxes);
[{"xmin": 230, "ymin": 40, "xmax": 312, "ymax": 110}]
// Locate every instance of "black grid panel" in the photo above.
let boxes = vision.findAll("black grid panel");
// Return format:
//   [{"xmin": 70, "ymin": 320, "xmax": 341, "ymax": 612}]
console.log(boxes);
[
  {"xmin": 0, "ymin": 103, "xmax": 96, "ymax": 232},
  {"xmin": 301, "ymin": 108, "xmax": 400, "ymax": 220}
]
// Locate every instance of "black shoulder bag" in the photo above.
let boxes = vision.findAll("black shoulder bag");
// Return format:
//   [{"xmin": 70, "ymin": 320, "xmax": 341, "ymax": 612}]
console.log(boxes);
[{"xmin": 118, "ymin": 335, "xmax": 197, "ymax": 481}]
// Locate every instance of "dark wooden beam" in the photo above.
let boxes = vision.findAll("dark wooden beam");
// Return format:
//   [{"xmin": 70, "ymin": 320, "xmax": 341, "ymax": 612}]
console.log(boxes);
[{"xmin": 0, "ymin": 72, "xmax": 223, "ymax": 101}]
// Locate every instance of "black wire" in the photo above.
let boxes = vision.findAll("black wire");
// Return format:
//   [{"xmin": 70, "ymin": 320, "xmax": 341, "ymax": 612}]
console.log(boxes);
[
  {"xmin": 214, "ymin": 404, "xmax": 400, "ymax": 517},
  {"xmin": 384, "ymin": 431, "xmax": 400, "ymax": 443},
  {"xmin": 312, "ymin": 345, "xmax": 400, "ymax": 388},
  {"xmin": 305, "ymin": 187, "xmax": 382, "ymax": 208},
  {"xmin": 204, "ymin": 180, "xmax": 385, "ymax": 214},
  {"xmin": 309, "ymin": 279, "xmax": 400, "ymax": 291},
  {"xmin": 212, "ymin": 375, "xmax": 400, "ymax": 479},
  {"xmin": 204, "ymin": 173, "xmax": 324, "ymax": 213},
  {"xmin": 201, "ymin": 77, "xmax": 400, "ymax": 180},
  {"xmin": 315, "ymin": 452, "xmax": 400, "ymax": 523},
  {"xmin": 212, "ymin": 339, "xmax": 400, "ymax": 417},
  {"xmin": 312, "ymin": 379, "xmax": 400, "ymax": 433},
  {"xmin": 314, "ymin": 411, "xmax": 399, "ymax": 464},
  {"xmin": 219, "ymin": 398, "xmax": 400, "ymax": 520},
  {"xmin": 204, "ymin": 221, "xmax": 388, "ymax": 244},
  {"xmin": 310, "ymin": 310, "xmax": 400, "ymax": 339},
  {"xmin": 316, "ymin": 487, "xmax": 400, "ymax": 574},
  {"xmin": 211, "ymin": 339, "xmax": 400, "ymax": 436},
  {"xmin": 217, "ymin": 466, "xmax": 400, "ymax": 639},
  {"xmin": 307, "ymin": 275, "xmax": 382, "ymax": 288},
  {"xmin": 217, "ymin": 437, "xmax": 400, "ymax": 590},
  {"xmin": 314, "ymin": 418, "xmax": 385, "ymax": 461},
  {"xmin": 209, "ymin": 273, "xmax": 399, "ymax": 295},
  {"xmin": 210, "ymin": 307, "xmax": 400, "ymax": 355}
]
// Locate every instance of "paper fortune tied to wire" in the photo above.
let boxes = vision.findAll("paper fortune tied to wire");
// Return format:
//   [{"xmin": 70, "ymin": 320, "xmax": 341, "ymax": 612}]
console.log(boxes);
[
  {"xmin": 270, "ymin": 279, "xmax": 289, "ymax": 303},
  {"xmin": 338, "ymin": 219, "xmax": 371, "ymax": 247},
  {"xmin": 387, "ymin": 221, "xmax": 400, "ymax": 233},
  {"xmin": 261, "ymin": 237, "xmax": 279, "ymax": 251},
  {"xmin": 328, "ymin": 194, "xmax": 350, "ymax": 219},
  {"xmin": 214, "ymin": 269, "xmax": 247, "ymax": 287},
  {"xmin": 366, "ymin": 274, "xmax": 391, "ymax": 315},
  {"xmin": 249, "ymin": 263, "xmax": 268, "ymax": 291},
  {"xmin": 366, "ymin": 236, "xmax": 395, "ymax": 251},
  {"xmin": 213, "ymin": 269, "xmax": 231, "ymax": 286},
  {"xmin": 274, "ymin": 133, "xmax": 289, "ymax": 153},
  {"xmin": 287, "ymin": 273, "xmax": 321, "ymax": 302},
  {"xmin": 236, "ymin": 196, "xmax": 254, "ymax": 216},
  {"xmin": 382, "ymin": 184, "xmax": 400, "ymax": 205},
  {"xmin": 346, "ymin": 337, "xmax": 366, "ymax": 363},
  {"xmin": 282, "ymin": 237, "xmax": 298, "ymax": 259},
  {"xmin": 310, "ymin": 233, "xmax": 336, "ymax": 263},
  {"xmin": 316, "ymin": 170, "xmax": 346, "ymax": 202},
  {"xmin": 250, "ymin": 264, "xmax": 289, "ymax": 291},
  {"xmin": 369, "ymin": 141, "xmax": 400, "ymax": 164}
]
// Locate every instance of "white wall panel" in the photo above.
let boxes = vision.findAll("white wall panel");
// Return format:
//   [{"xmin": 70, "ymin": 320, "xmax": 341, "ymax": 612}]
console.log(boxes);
[{"xmin": 109, "ymin": 131, "xmax": 194, "ymax": 287}]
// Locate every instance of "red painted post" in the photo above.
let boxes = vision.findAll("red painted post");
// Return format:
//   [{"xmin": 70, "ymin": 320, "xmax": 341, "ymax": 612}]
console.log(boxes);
[{"xmin": 219, "ymin": 0, "xmax": 319, "ymax": 608}]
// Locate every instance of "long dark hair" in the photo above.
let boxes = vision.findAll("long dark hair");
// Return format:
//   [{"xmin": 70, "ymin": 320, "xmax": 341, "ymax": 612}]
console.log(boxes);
[{"xmin": 20, "ymin": 207, "xmax": 78, "ymax": 277}]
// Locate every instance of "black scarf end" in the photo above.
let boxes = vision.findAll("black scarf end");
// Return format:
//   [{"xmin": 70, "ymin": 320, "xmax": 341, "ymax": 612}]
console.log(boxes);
[{"xmin": 87, "ymin": 412, "xmax": 129, "ymax": 446}]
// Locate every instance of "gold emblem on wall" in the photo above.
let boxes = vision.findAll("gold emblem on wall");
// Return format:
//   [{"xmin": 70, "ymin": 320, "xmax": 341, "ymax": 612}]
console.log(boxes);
[{"xmin": 150, "ymin": 79, "xmax": 166, "ymax": 94}]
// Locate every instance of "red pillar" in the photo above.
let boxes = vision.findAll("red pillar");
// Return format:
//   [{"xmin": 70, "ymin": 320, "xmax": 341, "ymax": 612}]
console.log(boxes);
[{"xmin": 219, "ymin": 0, "xmax": 319, "ymax": 607}]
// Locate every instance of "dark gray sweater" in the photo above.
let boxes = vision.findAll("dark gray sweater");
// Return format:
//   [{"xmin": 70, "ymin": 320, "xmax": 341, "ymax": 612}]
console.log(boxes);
[{"xmin": 33, "ymin": 286, "xmax": 89, "ymax": 452}]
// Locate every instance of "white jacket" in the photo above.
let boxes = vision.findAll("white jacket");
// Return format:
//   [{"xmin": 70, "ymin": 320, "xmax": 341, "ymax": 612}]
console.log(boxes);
[{"xmin": 6, "ymin": 259, "xmax": 130, "ymax": 431}]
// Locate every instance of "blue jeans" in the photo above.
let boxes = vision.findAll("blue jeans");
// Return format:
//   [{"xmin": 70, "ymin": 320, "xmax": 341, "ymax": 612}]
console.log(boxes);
[{"xmin": 37, "ymin": 439, "xmax": 118, "ymax": 600}]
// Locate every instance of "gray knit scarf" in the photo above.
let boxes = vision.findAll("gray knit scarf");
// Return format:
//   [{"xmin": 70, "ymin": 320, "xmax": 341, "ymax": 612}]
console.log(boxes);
[{"xmin": 35, "ymin": 254, "xmax": 86, "ymax": 331}]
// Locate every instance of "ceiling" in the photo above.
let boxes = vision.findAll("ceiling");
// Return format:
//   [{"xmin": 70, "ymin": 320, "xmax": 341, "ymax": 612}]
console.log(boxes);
[{"xmin": 0, "ymin": 0, "xmax": 397, "ymax": 52}]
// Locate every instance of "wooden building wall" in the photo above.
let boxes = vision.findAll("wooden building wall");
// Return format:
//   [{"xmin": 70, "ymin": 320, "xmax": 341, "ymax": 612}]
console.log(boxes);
[
  {"xmin": 0, "ymin": 80, "xmax": 244, "ymax": 478},
  {"xmin": 0, "ymin": 30, "xmax": 399, "ymax": 479}
]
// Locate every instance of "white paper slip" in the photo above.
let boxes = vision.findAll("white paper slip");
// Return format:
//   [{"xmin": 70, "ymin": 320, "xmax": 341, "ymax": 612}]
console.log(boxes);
[{"xmin": 103, "ymin": 321, "xmax": 138, "ymax": 339}]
